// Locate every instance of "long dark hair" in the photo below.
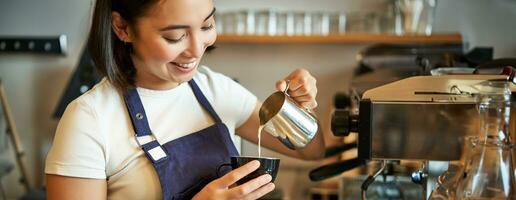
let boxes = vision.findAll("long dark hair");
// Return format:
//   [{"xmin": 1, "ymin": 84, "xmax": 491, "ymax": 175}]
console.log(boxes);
[{"xmin": 88, "ymin": 0, "xmax": 158, "ymax": 91}]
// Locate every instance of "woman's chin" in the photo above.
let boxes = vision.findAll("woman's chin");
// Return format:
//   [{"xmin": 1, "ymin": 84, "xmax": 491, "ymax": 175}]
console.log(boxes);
[{"xmin": 169, "ymin": 68, "xmax": 197, "ymax": 84}]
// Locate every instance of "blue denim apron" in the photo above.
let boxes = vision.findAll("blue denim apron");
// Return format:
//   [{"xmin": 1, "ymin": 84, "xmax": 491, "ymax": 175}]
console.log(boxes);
[{"xmin": 123, "ymin": 80, "xmax": 240, "ymax": 200}]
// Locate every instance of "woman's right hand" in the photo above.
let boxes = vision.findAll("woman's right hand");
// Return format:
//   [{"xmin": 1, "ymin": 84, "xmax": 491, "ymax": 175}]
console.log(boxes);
[{"xmin": 193, "ymin": 160, "xmax": 275, "ymax": 200}]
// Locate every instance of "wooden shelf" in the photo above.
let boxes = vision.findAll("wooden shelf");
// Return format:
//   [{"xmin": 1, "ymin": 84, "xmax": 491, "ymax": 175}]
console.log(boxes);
[{"xmin": 216, "ymin": 33, "xmax": 462, "ymax": 44}]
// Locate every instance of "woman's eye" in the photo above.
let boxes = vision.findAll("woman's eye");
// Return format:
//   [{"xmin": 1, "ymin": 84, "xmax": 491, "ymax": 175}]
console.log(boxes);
[
  {"xmin": 201, "ymin": 24, "xmax": 214, "ymax": 31},
  {"xmin": 164, "ymin": 35, "xmax": 185, "ymax": 44}
]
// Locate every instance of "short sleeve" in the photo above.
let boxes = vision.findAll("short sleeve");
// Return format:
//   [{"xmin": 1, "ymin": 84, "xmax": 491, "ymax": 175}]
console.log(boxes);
[
  {"xmin": 224, "ymin": 78, "xmax": 257, "ymax": 128},
  {"xmin": 45, "ymin": 97, "xmax": 107, "ymax": 179},
  {"xmin": 196, "ymin": 66, "xmax": 257, "ymax": 129}
]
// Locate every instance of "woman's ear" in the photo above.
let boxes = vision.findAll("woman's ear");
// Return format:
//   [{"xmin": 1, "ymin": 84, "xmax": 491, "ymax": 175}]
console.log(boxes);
[{"xmin": 111, "ymin": 11, "xmax": 133, "ymax": 42}]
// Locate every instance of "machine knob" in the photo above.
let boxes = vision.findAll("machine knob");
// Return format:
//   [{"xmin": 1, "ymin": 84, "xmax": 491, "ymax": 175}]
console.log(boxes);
[
  {"xmin": 333, "ymin": 93, "xmax": 351, "ymax": 109},
  {"xmin": 331, "ymin": 109, "xmax": 359, "ymax": 137},
  {"xmin": 411, "ymin": 170, "xmax": 428, "ymax": 184}
]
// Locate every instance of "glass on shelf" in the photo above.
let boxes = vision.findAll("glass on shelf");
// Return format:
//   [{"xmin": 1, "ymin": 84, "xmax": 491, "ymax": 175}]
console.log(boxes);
[
  {"xmin": 376, "ymin": 4, "xmax": 398, "ymax": 34},
  {"xmin": 244, "ymin": 10, "xmax": 255, "ymax": 35},
  {"xmin": 394, "ymin": 0, "xmax": 437, "ymax": 35},
  {"xmin": 219, "ymin": 11, "xmax": 234, "ymax": 35},
  {"xmin": 345, "ymin": 12, "xmax": 380, "ymax": 34},
  {"xmin": 285, "ymin": 12, "xmax": 295, "ymax": 36},
  {"xmin": 311, "ymin": 12, "xmax": 330, "ymax": 36},
  {"xmin": 276, "ymin": 12, "xmax": 288, "ymax": 36},
  {"xmin": 215, "ymin": 7, "xmax": 444, "ymax": 37},
  {"xmin": 219, "ymin": 10, "xmax": 254, "ymax": 35},
  {"xmin": 303, "ymin": 12, "xmax": 312, "ymax": 36},
  {"xmin": 292, "ymin": 12, "xmax": 310, "ymax": 36},
  {"xmin": 329, "ymin": 12, "xmax": 346, "ymax": 35},
  {"xmin": 254, "ymin": 10, "xmax": 277, "ymax": 36}
]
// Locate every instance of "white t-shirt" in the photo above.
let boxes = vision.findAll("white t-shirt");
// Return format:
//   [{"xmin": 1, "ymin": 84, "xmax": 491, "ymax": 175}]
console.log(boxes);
[{"xmin": 45, "ymin": 66, "xmax": 257, "ymax": 200}]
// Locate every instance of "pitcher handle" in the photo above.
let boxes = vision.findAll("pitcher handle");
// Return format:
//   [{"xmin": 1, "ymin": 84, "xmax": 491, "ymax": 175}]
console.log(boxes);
[
  {"xmin": 305, "ymin": 108, "xmax": 317, "ymax": 117},
  {"xmin": 283, "ymin": 80, "xmax": 290, "ymax": 96},
  {"xmin": 283, "ymin": 79, "xmax": 318, "ymax": 117}
]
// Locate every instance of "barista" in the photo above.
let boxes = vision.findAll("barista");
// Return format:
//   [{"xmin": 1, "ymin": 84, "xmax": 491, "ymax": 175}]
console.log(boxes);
[{"xmin": 44, "ymin": 0, "xmax": 325, "ymax": 199}]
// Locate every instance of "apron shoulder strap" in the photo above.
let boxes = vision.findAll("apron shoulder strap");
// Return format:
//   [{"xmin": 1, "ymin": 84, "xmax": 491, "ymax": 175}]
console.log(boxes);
[
  {"xmin": 188, "ymin": 80, "xmax": 223, "ymax": 123},
  {"xmin": 123, "ymin": 88, "xmax": 168, "ymax": 163},
  {"xmin": 123, "ymin": 88, "xmax": 152, "ymax": 137}
]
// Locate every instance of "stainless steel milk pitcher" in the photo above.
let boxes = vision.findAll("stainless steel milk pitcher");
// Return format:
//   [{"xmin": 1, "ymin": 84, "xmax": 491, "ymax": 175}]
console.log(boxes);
[{"xmin": 259, "ymin": 82, "xmax": 319, "ymax": 149}]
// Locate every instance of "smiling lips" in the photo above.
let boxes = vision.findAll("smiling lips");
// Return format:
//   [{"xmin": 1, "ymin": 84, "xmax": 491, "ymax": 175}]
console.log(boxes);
[{"xmin": 171, "ymin": 61, "xmax": 196, "ymax": 72}]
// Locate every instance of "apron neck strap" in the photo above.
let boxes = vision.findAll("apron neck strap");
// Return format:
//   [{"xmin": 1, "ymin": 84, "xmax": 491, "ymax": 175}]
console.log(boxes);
[
  {"xmin": 123, "ymin": 88, "xmax": 152, "ymax": 137},
  {"xmin": 123, "ymin": 80, "xmax": 223, "ymax": 137},
  {"xmin": 188, "ymin": 80, "xmax": 222, "ymax": 123}
]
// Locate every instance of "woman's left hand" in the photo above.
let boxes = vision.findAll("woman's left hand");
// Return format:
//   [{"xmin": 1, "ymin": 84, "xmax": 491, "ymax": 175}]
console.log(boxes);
[{"xmin": 276, "ymin": 68, "xmax": 318, "ymax": 109}]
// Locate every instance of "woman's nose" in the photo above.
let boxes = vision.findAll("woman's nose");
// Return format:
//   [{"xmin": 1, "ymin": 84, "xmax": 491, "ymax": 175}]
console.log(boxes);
[{"xmin": 183, "ymin": 33, "xmax": 205, "ymax": 58}]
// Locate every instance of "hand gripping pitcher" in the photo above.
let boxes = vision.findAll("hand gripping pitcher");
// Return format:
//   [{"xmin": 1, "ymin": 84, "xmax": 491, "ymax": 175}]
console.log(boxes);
[{"xmin": 259, "ymin": 81, "xmax": 319, "ymax": 150}]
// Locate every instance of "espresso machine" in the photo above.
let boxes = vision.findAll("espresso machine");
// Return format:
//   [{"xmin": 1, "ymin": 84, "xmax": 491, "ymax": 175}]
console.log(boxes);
[
  {"xmin": 328, "ymin": 73, "xmax": 515, "ymax": 199},
  {"xmin": 305, "ymin": 42, "xmax": 515, "ymax": 199}
]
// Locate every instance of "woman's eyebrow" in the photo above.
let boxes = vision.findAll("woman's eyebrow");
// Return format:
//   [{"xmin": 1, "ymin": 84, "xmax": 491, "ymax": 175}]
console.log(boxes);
[
  {"xmin": 160, "ymin": 25, "xmax": 189, "ymax": 31},
  {"xmin": 204, "ymin": 7, "xmax": 216, "ymax": 21},
  {"xmin": 160, "ymin": 7, "xmax": 216, "ymax": 31}
]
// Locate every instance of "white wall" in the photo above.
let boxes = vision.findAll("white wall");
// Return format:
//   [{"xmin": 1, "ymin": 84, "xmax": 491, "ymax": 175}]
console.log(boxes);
[
  {"xmin": 0, "ymin": 0, "xmax": 515, "ymax": 199},
  {"xmin": 433, "ymin": 0, "xmax": 516, "ymax": 57}
]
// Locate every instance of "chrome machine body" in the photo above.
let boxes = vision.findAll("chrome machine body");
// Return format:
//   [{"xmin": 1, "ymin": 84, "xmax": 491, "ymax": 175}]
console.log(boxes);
[
  {"xmin": 336, "ymin": 75, "xmax": 515, "ymax": 199},
  {"xmin": 357, "ymin": 75, "xmax": 511, "ymax": 161}
]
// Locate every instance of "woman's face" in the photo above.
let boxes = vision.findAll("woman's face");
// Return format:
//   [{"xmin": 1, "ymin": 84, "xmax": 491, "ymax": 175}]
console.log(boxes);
[{"xmin": 129, "ymin": 0, "xmax": 216, "ymax": 89}]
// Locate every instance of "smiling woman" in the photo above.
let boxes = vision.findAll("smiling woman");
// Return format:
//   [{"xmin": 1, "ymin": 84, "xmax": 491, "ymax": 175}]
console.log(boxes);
[
  {"xmin": 44, "ymin": 0, "xmax": 325, "ymax": 199},
  {"xmin": 92, "ymin": 0, "xmax": 218, "ymax": 91}
]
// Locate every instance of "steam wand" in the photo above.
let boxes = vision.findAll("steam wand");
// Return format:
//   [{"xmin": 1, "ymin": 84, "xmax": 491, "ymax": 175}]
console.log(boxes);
[{"xmin": 361, "ymin": 160, "xmax": 387, "ymax": 200}]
